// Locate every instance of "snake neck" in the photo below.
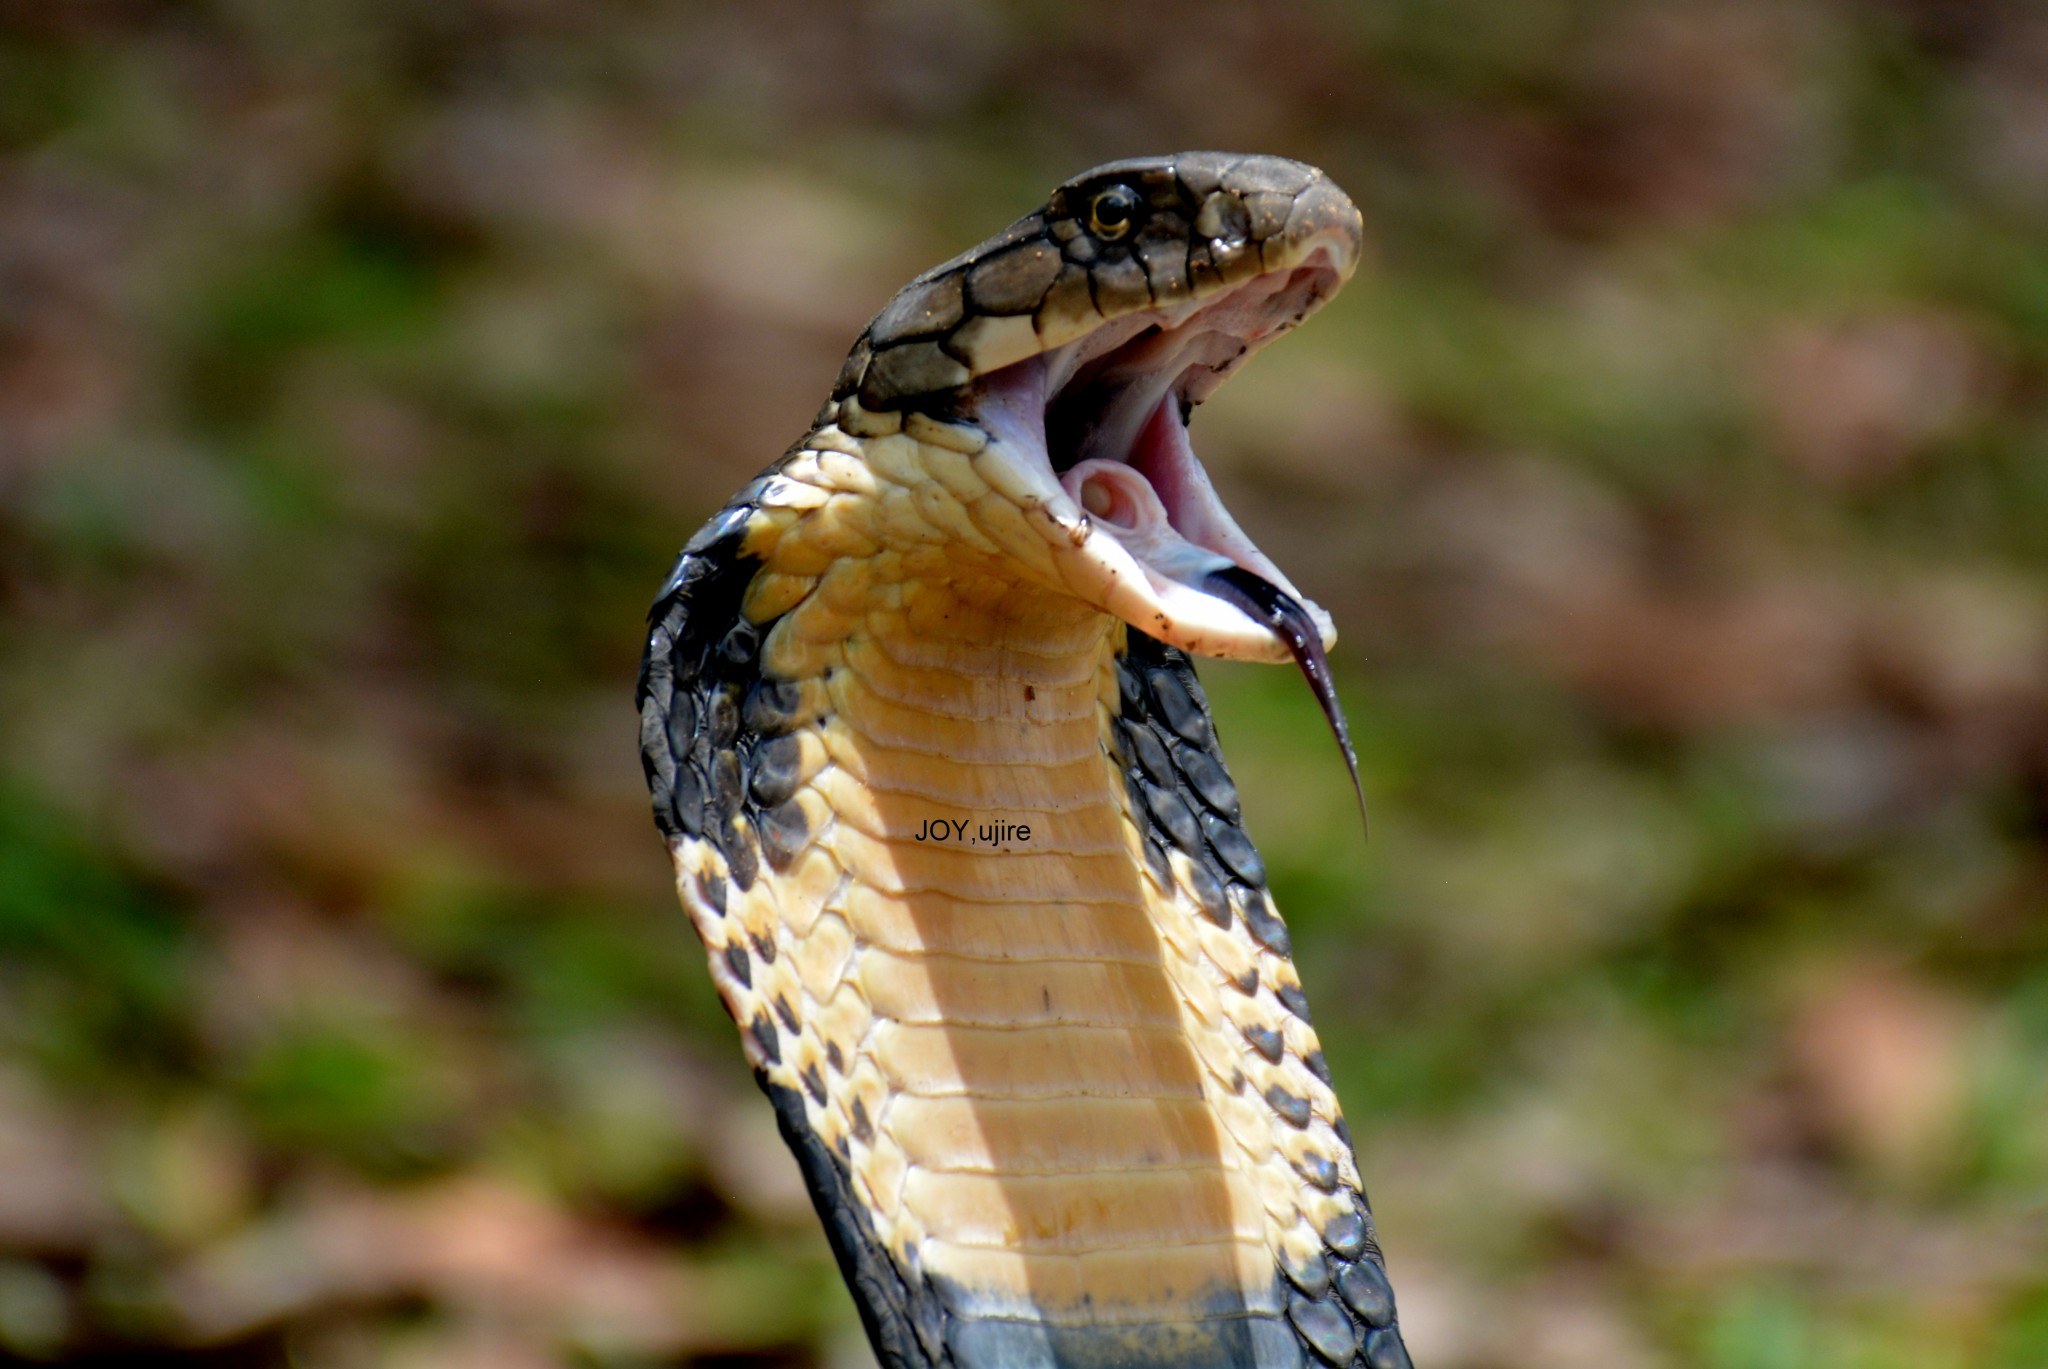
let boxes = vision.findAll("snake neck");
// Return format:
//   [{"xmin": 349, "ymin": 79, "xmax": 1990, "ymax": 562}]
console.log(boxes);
[{"xmin": 640, "ymin": 422, "xmax": 1396, "ymax": 1365}]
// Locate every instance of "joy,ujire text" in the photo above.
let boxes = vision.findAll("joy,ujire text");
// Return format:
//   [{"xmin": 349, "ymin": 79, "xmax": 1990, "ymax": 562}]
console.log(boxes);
[{"xmin": 913, "ymin": 817, "xmax": 1033, "ymax": 846}]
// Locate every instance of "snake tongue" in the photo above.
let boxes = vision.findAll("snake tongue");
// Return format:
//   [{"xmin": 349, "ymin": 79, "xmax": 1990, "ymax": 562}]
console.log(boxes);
[{"xmin": 1203, "ymin": 565, "xmax": 1369, "ymax": 838}]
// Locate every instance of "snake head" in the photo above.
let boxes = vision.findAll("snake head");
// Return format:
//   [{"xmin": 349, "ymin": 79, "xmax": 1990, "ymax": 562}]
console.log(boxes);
[{"xmin": 830, "ymin": 151, "xmax": 1364, "ymax": 669}]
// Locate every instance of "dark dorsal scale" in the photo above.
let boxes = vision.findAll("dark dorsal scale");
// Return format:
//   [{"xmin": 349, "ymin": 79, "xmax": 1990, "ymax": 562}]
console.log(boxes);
[
  {"xmin": 1109, "ymin": 629, "xmax": 1414, "ymax": 1369},
  {"xmin": 833, "ymin": 160, "xmax": 1226, "ymax": 418},
  {"xmin": 766, "ymin": 1081, "xmax": 952, "ymax": 1369},
  {"xmin": 1108, "ymin": 631, "xmax": 1260, "ymax": 964},
  {"xmin": 637, "ymin": 473, "xmax": 824, "ymax": 896}
]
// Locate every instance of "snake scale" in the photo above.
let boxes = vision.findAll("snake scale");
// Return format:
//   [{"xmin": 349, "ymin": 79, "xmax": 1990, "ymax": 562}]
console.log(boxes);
[{"xmin": 637, "ymin": 153, "xmax": 1413, "ymax": 1369}]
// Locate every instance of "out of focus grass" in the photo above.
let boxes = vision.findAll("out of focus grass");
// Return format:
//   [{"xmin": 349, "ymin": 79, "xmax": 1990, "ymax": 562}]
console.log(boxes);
[{"xmin": 1, "ymin": 2, "xmax": 2044, "ymax": 1366}]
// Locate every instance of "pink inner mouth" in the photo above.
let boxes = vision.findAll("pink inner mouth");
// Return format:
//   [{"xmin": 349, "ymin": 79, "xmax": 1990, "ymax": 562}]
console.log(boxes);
[
  {"xmin": 1039, "ymin": 261, "xmax": 1342, "ymax": 614},
  {"xmin": 1056, "ymin": 395, "xmax": 1300, "ymax": 602}
]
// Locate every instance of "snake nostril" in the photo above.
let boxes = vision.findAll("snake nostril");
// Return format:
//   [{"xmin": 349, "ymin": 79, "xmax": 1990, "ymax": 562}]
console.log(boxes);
[{"xmin": 1195, "ymin": 191, "xmax": 1250, "ymax": 249}]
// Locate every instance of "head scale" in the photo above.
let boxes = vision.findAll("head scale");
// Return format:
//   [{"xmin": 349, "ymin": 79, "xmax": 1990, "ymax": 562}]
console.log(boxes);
[{"xmin": 834, "ymin": 152, "xmax": 1365, "ymax": 416}]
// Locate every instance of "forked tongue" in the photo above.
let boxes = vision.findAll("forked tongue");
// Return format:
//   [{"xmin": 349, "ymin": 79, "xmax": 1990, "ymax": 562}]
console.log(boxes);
[{"xmin": 1203, "ymin": 565, "xmax": 1369, "ymax": 839}]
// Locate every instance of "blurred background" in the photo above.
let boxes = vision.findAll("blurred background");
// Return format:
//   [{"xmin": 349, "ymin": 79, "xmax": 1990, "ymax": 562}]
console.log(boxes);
[{"xmin": 2, "ymin": 1, "xmax": 2045, "ymax": 1366}]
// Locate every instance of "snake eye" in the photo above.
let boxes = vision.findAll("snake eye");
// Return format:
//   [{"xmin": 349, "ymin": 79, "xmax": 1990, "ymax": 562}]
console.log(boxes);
[{"xmin": 1088, "ymin": 184, "xmax": 1141, "ymax": 240}]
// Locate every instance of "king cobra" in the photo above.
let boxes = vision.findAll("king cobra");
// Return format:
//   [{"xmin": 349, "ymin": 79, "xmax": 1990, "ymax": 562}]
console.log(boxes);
[{"xmin": 636, "ymin": 153, "xmax": 1412, "ymax": 1369}]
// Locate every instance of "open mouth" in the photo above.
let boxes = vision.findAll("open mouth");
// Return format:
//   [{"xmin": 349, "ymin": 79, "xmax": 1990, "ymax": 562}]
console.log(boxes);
[
  {"xmin": 1042, "ymin": 261, "xmax": 1338, "ymax": 614},
  {"xmin": 971, "ymin": 252, "xmax": 1368, "ymax": 826}
]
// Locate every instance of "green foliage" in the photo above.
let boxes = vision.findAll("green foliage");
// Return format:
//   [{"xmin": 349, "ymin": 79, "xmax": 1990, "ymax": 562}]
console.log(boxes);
[
  {"xmin": 233, "ymin": 1017, "xmax": 447, "ymax": 1168},
  {"xmin": 0, "ymin": 788, "xmax": 194, "ymax": 1084}
]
